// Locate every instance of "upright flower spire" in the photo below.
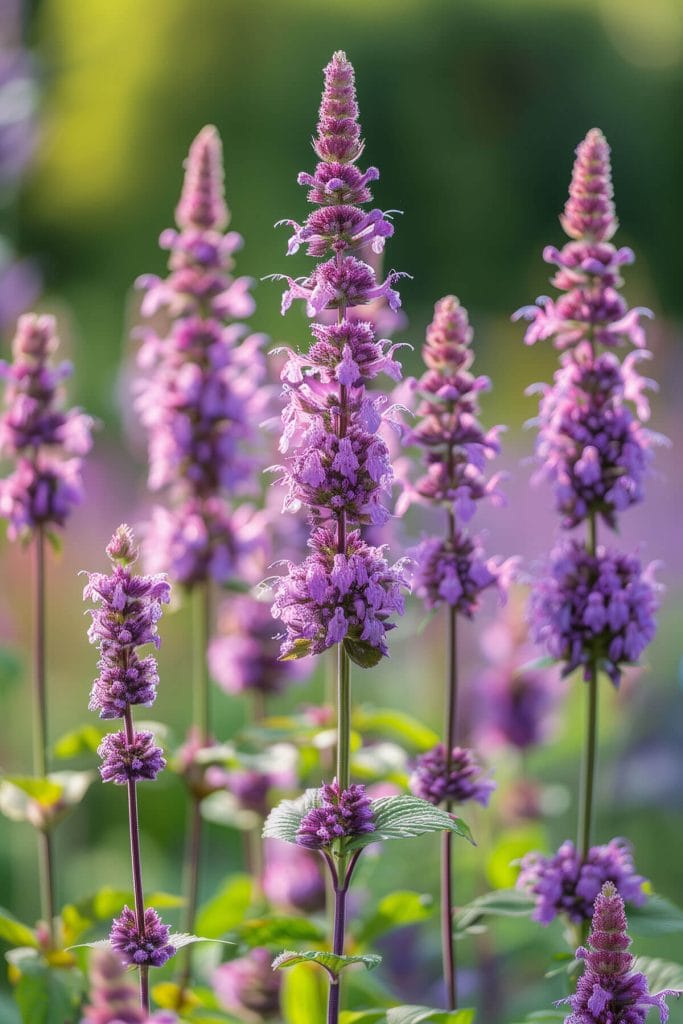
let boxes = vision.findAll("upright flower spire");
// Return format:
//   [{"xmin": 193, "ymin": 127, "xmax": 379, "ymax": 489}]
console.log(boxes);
[
  {"xmin": 560, "ymin": 128, "xmax": 617, "ymax": 243},
  {"xmin": 175, "ymin": 125, "xmax": 229, "ymax": 231},
  {"xmin": 559, "ymin": 882, "xmax": 679, "ymax": 1023}
]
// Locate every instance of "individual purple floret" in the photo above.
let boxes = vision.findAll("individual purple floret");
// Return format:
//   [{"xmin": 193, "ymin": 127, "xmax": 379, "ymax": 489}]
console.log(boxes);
[
  {"xmin": 0, "ymin": 313, "xmax": 93, "ymax": 539},
  {"xmin": 110, "ymin": 906, "xmax": 175, "ymax": 969},
  {"xmin": 84, "ymin": 525, "xmax": 170, "ymax": 717},
  {"xmin": 558, "ymin": 882, "xmax": 679, "ymax": 1023},
  {"xmin": 296, "ymin": 779, "xmax": 375, "ymax": 850},
  {"xmin": 98, "ymin": 731, "xmax": 166, "ymax": 784},
  {"xmin": 135, "ymin": 125, "xmax": 267, "ymax": 587},
  {"xmin": 517, "ymin": 838, "xmax": 646, "ymax": 925},
  {"xmin": 213, "ymin": 947, "xmax": 282, "ymax": 1021},
  {"xmin": 272, "ymin": 526, "xmax": 409, "ymax": 663},
  {"xmin": 529, "ymin": 539, "xmax": 659, "ymax": 687},
  {"xmin": 409, "ymin": 744, "xmax": 495, "ymax": 808},
  {"xmin": 208, "ymin": 595, "xmax": 310, "ymax": 696}
]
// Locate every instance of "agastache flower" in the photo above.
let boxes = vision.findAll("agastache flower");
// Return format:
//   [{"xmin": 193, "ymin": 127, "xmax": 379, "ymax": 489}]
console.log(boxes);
[
  {"xmin": 270, "ymin": 52, "xmax": 410, "ymax": 666},
  {"xmin": 296, "ymin": 779, "xmax": 375, "ymax": 850},
  {"xmin": 558, "ymin": 882, "xmax": 679, "ymax": 1022},
  {"xmin": 517, "ymin": 839, "xmax": 646, "ymax": 926},
  {"xmin": 109, "ymin": 906, "xmax": 175, "ymax": 969},
  {"xmin": 529, "ymin": 540, "xmax": 659, "ymax": 687},
  {"xmin": 409, "ymin": 744, "xmax": 495, "ymax": 808},
  {"xmin": 135, "ymin": 125, "xmax": 267, "ymax": 586},
  {"xmin": 0, "ymin": 313, "xmax": 93, "ymax": 539}
]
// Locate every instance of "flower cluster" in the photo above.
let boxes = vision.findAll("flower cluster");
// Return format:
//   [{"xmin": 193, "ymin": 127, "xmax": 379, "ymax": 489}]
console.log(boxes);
[
  {"xmin": 529, "ymin": 540, "xmax": 659, "ymax": 687},
  {"xmin": 296, "ymin": 779, "xmax": 375, "ymax": 850},
  {"xmin": 271, "ymin": 50, "xmax": 409, "ymax": 665},
  {"xmin": 135, "ymin": 125, "xmax": 267, "ymax": 586},
  {"xmin": 516, "ymin": 129, "xmax": 663, "ymax": 682},
  {"xmin": 517, "ymin": 838, "xmax": 646, "ymax": 925},
  {"xmin": 272, "ymin": 526, "xmax": 409, "ymax": 661},
  {"xmin": 213, "ymin": 947, "xmax": 282, "ymax": 1022},
  {"xmin": 400, "ymin": 296, "xmax": 512, "ymax": 614},
  {"xmin": 409, "ymin": 744, "xmax": 495, "ymax": 808},
  {"xmin": 559, "ymin": 882, "xmax": 679, "ymax": 1023},
  {"xmin": 84, "ymin": 526, "xmax": 174, "ymax": 970},
  {"xmin": 110, "ymin": 906, "xmax": 175, "ymax": 969},
  {"xmin": 0, "ymin": 314, "xmax": 93, "ymax": 539},
  {"xmin": 208, "ymin": 595, "xmax": 311, "ymax": 696},
  {"xmin": 82, "ymin": 948, "xmax": 178, "ymax": 1023}
]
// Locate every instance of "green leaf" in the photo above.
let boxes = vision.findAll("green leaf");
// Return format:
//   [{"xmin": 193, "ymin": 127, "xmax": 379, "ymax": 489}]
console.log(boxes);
[
  {"xmin": 345, "ymin": 796, "xmax": 474, "ymax": 852},
  {"xmin": 273, "ymin": 949, "xmax": 382, "ymax": 979},
  {"xmin": 53, "ymin": 724, "xmax": 106, "ymax": 759},
  {"xmin": 352, "ymin": 706, "xmax": 440, "ymax": 752},
  {"xmin": 455, "ymin": 889, "xmax": 534, "ymax": 932},
  {"xmin": 12, "ymin": 955, "xmax": 85, "ymax": 1024},
  {"xmin": 0, "ymin": 646, "xmax": 21, "ymax": 693},
  {"xmin": 633, "ymin": 956, "xmax": 683, "ymax": 993},
  {"xmin": 386, "ymin": 1007, "xmax": 475, "ymax": 1024},
  {"xmin": 2, "ymin": 776, "xmax": 64, "ymax": 805},
  {"xmin": 73, "ymin": 887, "xmax": 184, "ymax": 923},
  {"xmin": 195, "ymin": 874, "xmax": 254, "ymax": 939},
  {"xmin": 262, "ymin": 789, "xmax": 322, "ymax": 844},
  {"xmin": 628, "ymin": 895, "xmax": 683, "ymax": 936},
  {"xmin": 281, "ymin": 962, "xmax": 327, "ymax": 1024},
  {"xmin": 341, "ymin": 1012, "xmax": 386, "ymax": 1024},
  {"xmin": 0, "ymin": 909, "xmax": 37, "ymax": 949},
  {"xmin": 0, "ymin": 772, "xmax": 94, "ymax": 826},
  {"xmin": 344, "ymin": 637, "xmax": 383, "ymax": 668},
  {"xmin": 355, "ymin": 891, "xmax": 434, "ymax": 946},
  {"xmin": 280, "ymin": 638, "xmax": 313, "ymax": 661},
  {"xmin": 230, "ymin": 915, "xmax": 325, "ymax": 950}
]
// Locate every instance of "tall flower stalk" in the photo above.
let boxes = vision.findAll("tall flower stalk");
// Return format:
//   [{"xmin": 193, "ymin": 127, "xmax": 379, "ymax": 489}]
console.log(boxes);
[
  {"xmin": 515, "ymin": 129, "xmax": 663, "ymax": 941},
  {"xmin": 401, "ymin": 296, "xmax": 510, "ymax": 1007},
  {"xmin": 135, "ymin": 124, "xmax": 267, "ymax": 993},
  {"xmin": 0, "ymin": 313, "xmax": 93, "ymax": 946},
  {"xmin": 84, "ymin": 525, "xmax": 175, "ymax": 1012},
  {"xmin": 270, "ymin": 51, "xmax": 409, "ymax": 1023}
]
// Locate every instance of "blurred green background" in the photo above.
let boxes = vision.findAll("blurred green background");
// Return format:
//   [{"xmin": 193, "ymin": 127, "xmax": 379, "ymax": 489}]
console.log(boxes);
[{"xmin": 1, "ymin": 0, "xmax": 682, "ymax": 1020}]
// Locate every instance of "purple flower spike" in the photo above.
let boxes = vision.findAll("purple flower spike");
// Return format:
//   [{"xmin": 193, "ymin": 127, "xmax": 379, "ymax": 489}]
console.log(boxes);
[
  {"xmin": 409, "ymin": 744, "xmax": 495, "ymax": 808},
  {"xmin": 0, "ymin": 314, "xmax": 93, "ymax": 539},
  {"xmin": 296, "ymin": 779, "xmax": 375, "ymax": 850},
  {"xmin": 135, "ymin": 125, "xmax": 267, "ymax": 586},
  {"xmin": 110, "ymin": 906, "xmax": 175, "ymax": 969},
  {"xmin": 529, "ymin": 539, "xmax": 659, "ymax": 687},
  {"xmin": 558, "ymin": 882, "xmax": 680, "ymax": 1023},
  {"xmin": 517, "ymin": 838, "xmax": 646, "ymax": 925},
  {"xmin": 98, "ymin": 730, "xmax": 166, "ymax": 784},
  {"xmin": 561, "ymin": 129, "xmax": 618, "ymax": 243},
  {"xmin": 84, "ymin": 525, "xmax": 170, "ymax": 718},
  {"xmin": 82, "ymin": 948, "xmax": 147, "ymax": 1023}
]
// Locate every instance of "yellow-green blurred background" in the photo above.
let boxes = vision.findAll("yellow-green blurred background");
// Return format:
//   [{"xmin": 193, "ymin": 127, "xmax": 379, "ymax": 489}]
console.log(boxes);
[{"xmin": 1, "ymin": 0, "xmax": 683, "ymax": 1020}]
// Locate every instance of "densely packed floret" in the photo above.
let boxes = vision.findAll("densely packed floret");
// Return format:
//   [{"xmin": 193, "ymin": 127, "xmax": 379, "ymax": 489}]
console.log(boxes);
[
  {"xmin": 517, "ymin": 838, "xmax": 646, "ymax": 925},
  {"xmin": 296, "ymin": 779, "xmax": 375, "ymax": 850},
  {"xmin": 0, "ymin": 314, "xmax": 93, "ymax": 538},
  {"xmin": 135, "ymin": 125, "xmax": 267, "ymax": 586},
  {"xmin": 409, "ymin": 744, "xmax": 495, "ymax": 808},
  {"xmin": 529, "ymin": 540, "xmax": 659, "ymax": 687},
  {"xmin": 109, "ymin": 906, "xmax": 175, "ymax": 969},
  {"xmin": 558, "ymin": 882, "xmax": 679, "ymax": 1023}
]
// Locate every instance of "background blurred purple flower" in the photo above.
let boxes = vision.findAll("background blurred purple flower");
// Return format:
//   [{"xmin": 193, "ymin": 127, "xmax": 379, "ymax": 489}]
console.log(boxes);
[
  {"xmin": 409, "ymin": 743, "xmax": 495, "ymax": 807},
  {"xmin": 262, "ymin": 839, "xmax": 326, "ymax": 914},
  {"xmin": 213, "ymin": 948, "xmax": 282, "ymax": 1022}
]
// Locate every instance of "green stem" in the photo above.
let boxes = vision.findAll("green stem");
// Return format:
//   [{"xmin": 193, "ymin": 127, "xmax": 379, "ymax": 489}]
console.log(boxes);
[
  {"xmin": 192, "ymin": 582, "xmax": 211, "ymax": 743},
  {"xmin": 33, "ymin": 527, "xmax": 56, "ymax": 946},
  {"xmin": 577, "ymin": 512, "xmax": 599, "ymax": 904}
]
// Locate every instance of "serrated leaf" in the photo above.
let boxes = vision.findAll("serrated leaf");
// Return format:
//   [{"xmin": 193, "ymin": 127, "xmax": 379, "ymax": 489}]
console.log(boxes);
[
  {"xmin": 262, "ymin": 789, "xmax": 322, "ymax": 844},
  {"xmin": 230, "ymin": 915, "xmax": 325, "ymax": 950},
  {"xmin": 634, "ymin": 956, "xmax": 683, "ymax": 993},
  {"xmin": 53, "ymin": 724, "xmax": 106, "ymax": 759},
  {"xmin": 355, "ymin": 891, "xmax": 434, "ymax": 946},
  {"xmin": 0, "ymin": 909, "xmax": 37, "ymax": 949},
  {"xmin": 628, "ymin": 895, "xmax": 683, "ymax": 936},
  {"xmin": 353, "ymin": 706, "xmax": 439, "ymax": 752},
  {"xmin": 273, "ymin": 949, "xmax": 382, "ymax": 979},
  {"xmin": 386, "ymin": 1007, "xmax": 475, "ymax": 1023},
  {"xmin": 345, "ymin": 796, "xmax": 474, "ymax": 851},
  {"xmin": 455, "ymin": 889, "xmax": 535, "ymax": 932},
  {"xmin": 195, "ymin": 874, "xmax": 254, "ymax": 939},
  {"xmin": 344, "ymin": 637, "xmax": 383, "ymax": 668}
]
